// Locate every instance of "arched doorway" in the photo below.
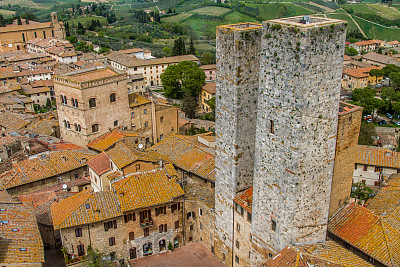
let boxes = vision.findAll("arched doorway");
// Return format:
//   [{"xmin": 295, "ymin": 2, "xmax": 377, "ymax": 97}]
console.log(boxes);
[{"xmin": 143, "ymin": 242, "xmax": 152, "ymax": 256}]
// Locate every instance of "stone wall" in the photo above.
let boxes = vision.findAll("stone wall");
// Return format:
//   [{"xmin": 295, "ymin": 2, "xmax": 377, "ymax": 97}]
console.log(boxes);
[
  {"xmin": 55, "ymin": 73, "xmax": 130, "ymax": 147},
  {"xmin": 232, "ymin": 207, "xmax": 252, "ymax": 267},
  {"xmin": 251, "ymin": 17, "xmax": 346, "ymax": 260},
  {"xmin": 214, "ymin": 23, "xmax": 262, "ymax": 265},
  {"xmin": 329, "ymin": 103, "xmax": 363, "ymax": 217}
]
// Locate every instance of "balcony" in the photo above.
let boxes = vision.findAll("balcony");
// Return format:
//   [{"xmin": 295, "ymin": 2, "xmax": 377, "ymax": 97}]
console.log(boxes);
[{"xmin": 140, "ymin": 219, "xmax": 153, "ymax": 228}]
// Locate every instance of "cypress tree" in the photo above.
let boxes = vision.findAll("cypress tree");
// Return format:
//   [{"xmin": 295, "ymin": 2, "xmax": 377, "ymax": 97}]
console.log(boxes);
[
  {"xmin": 189, "ymin": 38, "xmax": 195, "ymax": 55},
  {"xmin": 172, "ymin": 38, "xmax": 181, "ymax": 56},
  {"xmin": 180, "ymin": 37, "xmax": 186, "ymax": 55},
  {"xmin": 17, "ymin": 16, "xmax": 22, "ymax": 25}
]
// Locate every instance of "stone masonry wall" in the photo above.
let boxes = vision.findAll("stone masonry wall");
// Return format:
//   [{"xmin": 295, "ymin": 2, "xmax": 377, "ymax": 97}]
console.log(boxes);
[
  {"xmin": 251, "ymin": 17, "xmax": 346, "ymax": 258},
  {"xmin": 214, "ymin": 23, "xmax": 262, "ymax": 265},
  {"xmin": 329, "ymin": 104, "xmax": 363, "ymax": 217}
]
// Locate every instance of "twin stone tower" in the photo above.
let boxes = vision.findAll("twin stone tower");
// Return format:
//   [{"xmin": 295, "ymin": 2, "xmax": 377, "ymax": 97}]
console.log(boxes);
[{"xmin": 214, "ymin": 16, "xmax": 347, "ymax": 265}]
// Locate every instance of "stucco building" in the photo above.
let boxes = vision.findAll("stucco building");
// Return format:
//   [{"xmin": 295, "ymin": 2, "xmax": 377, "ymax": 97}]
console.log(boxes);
[{"xmin": 0, "ymin": 13, "xmax": 65, "ymax": 52}]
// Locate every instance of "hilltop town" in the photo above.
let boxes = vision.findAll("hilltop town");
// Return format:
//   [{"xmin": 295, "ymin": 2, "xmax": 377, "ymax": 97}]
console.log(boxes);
[{"xmin": 1, "ymin": 3, "xmax": 400, "ymax": 267}]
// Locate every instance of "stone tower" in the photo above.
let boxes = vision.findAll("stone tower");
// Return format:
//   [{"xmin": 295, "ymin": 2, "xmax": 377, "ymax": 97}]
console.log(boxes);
[
  {"xmin": 250, "ymin": 16, "xmax": 346, "ymax": 262},
  {"xmin": 329, "ymin": 102, "xmax": 363, "ymax": 217},
  {"xmin": 214, "ymin": 23, "xmax": 262, "ymax": 266}
]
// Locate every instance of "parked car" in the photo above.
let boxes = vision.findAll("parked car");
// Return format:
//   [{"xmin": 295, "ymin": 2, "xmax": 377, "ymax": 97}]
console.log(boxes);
[
  {"xmin": 379, "ymin": 120, "xmax": 387, "ymax": 126},
  {"xmin": 396, "ymin": 114, "xmax": 400, "ymax": 119},
  {"xmin": 363, "ymin": 115, "xmax": 372, "ymax": 120},
  {"xmin": 367, "ymin": 119, "xmax": 372, "ymax": 123},
  {"xmin": 386, "ymin": 113, "xmax": 393, "ymax": 119},
  {"xmin": 395, "ymin": 121, "xmax": 400, "ymax": 126}
]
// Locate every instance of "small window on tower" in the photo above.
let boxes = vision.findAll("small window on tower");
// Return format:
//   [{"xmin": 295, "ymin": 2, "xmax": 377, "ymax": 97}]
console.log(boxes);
[
  {"xmin": 270, "ymin": 120, "xmax": 274, "ymax": 134},
  {"xmin": 272, "ymin": 220, "xmax": 277, "ymax": 232}
]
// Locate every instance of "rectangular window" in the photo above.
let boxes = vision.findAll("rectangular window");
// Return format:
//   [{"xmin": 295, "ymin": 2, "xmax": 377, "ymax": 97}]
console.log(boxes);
[
  {"xmin": 75, "ymin": 228, "xmax": 82, "ymax": 237},
  {"xmin": 236, "ymin": 240, "xmax": 240, "ymax": 249},
  {"xmin": 175, "ymin": 221, "xmax": 179, "ymax": 229},
  {"xmin": 272, "ymin": 220, "xmax": 277, "ymax": 232},
  {"xmin": 237, "ymin": 223, "xmax": 240, "ymax": 232},
  {"xmin": 109, "ymin": 237, "xmax": 115, "ymax": 246},
  {"xmin": 159, "ymin": 224, "xmax": 163, "ymax": 233},
  {"xmin": 189, "ymin": 236, "xmax": 193, "ymax": 242},
  {"xmin": 363, "ymin": 165, "xmax": 368, "ymax": 171},
  {"xmin": 144, "ymin": 109, "xmax": 147, "ymax": 114},
  {"xmin": 374, "ymin": 167, "xmax": 382, "ymax": 173},
  {"xmin": 131, "ymin": 112, "xmax": 135, "ymax": 118},
  {"xmin": 354, "ymin": 164, "xmax": 357, "ymax": 170},
  {"xmin": 200, "ymin": 222, "xmax": 203, "ymax": 230},
  {"xmin": 190, "ymin": 225, "xmax": 194, "ymax": 231},
  {"xmin": 199, "ymin": 209, "xmax": 203, "ymax": 216},
  {"xmin": 247, "ymin": 212, "xmax": 252, "ymax": 222},
  {"xmin": 144, "ymin": 228, "xmax": 150, "ymax": 237},
  {"xmin": 235, "ymin": 256, "xmax": 239, "ymax": 264},
  {"xmin": 270, "ymin": 120, "xmax": 274, "ymax": 134}
]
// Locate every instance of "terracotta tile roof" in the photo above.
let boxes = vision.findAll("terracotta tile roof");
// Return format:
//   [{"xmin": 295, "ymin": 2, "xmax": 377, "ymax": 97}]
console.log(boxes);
[
  {"xmin": 200, "ymin": 64, "xmax": 216, "ymax": 70},
  {"xmin": 108, "ymin": 54, "xmax": 199, "ymax": 68},
  {"xmin": 365, "ymin": 180, "xmax": 400, "ymax": 216},
  {"xmin": 119, "ymin": 48, "xmax": 144, "ymax": 54},
  {"xmin": 328, "ymin": 203, "xmax": 400, "ymax": 266},
  {"xmin": 65, "ymin": 67, "xmax": 118, "ymax": 82},
  {"xmin": 0, "ymin": 66, "xmax": 16, "ymax": 79},
  {"xmin": 112, "ymin": 166, "xmax": 184, "ymax": 212},
  {"xmin": 0, "ymin": 110, "xmax": 30, "ymax": 130},
  {"xmin": 202, "ymin": 83, "xmax": 216, "ymax": 94},
  {"xmin": 87, "ymin": 152, "xmax": 111, "ymax": 176},
  {"xmin": 52, "ymin": 166, "xmax": 184, "ymax": 229},
  {"xmin": 16, "ymin": 68, "xmax": 52, "ymax": 77},
  {"xmin": 343, "ymin": 66, "xmax": 381, "ymax": 78},
  {"xmin": 0, "ymin": 190, "xmax": 44, "ymax": 265},
  {"xmin": 49, "ymin": 143, "xmax": 84, "ymax": 150},
  {"xmin": 233, "ymin": 186, "xmax": 253, "ymax": 213},
  {"xmin": 129, "ymin": 93, "xmax": 151, "ymax": 108},
  {"xmin": 147, "ymin": 135, "xmax": 215, "ymax": 181},
  {"xmin": 354, "ymin": 39, "xmax": 384, "ymax": 46},
  {"xmin": 51, "ymin": 189, "xmax": 121, "ymax": 230},
  {"xmin": 387, "ymin": 41, "xmax": 400, "ymax": 45},
  {"xmin": 106, "ymin": 142, "xmax": 141, "ymax": 170},
  {"xmin": 343, "ymin": 55, "xmax": 351, "ymax": 61},
  {"xmin": 363, "ymin": 52, "xmax": 400, "ymax": 66},
  {"xmin": 2, "ymin": 150, "xmax": 96, "ymax": 190},
  {"xmin": 21, "ymin": 84, "xmax": 50, "ymax": 95},
  {"xmin": 0, "ymin": 21, "xmax": 51, "ymax": 33},
  {"xmin": 87, "ymin": 129, "xmax": 138, "ymax": 152},
  {"xmin": 356, "ymin": 145, "xmax": 400, "ymax": 169}
]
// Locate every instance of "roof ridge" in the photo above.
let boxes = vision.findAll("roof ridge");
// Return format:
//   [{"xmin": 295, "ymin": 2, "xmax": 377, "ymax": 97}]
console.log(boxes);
[
  {"xmin": 173, "ymin": 134, "xmax": 214, "ymax": 156},
  {"xmin": 52, "ymin": 189, "xmax": 92, "ymax": 228},
  {"xmin": 380, "ymin": 220, "xmax": 395, "ymax": 267}
]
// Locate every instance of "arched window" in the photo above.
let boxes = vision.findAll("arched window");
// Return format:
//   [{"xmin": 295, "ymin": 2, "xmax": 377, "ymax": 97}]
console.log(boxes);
[
  {"xmin": 74, "ymin": 123, "xmax": 78, "ymax": 131},
  {"xmin": 92, "ymin": 124, "xmax": 99, "ymax": 133},
  {"xmin": 63, "ymin": 120, "xmax": 67, "ymax": 128},
  {"xmin": 77, "ymin": 125, "xmax": 81, "ymax": 132},
  {"xmin": 66, "ymin": 121, "xmax": 70, "ymax": 129},
  {"xmin": 89, "ymin": 98, "xmax": 96, "ymax": 108},
  {"xmin": 113, "ymin": 120, "xmax": 118, "ymax": 127},
  {"xmin": 22, "ymin": 33, "xmax": 25, "ymax": 43},
  {"xmin": 129, "ymin": 232, "xmax": 134, "ymax": 240},
  {"xmin": 159, "ymin": 240, "xmax": 166, "ymax": 251},
  {"xmin": 110, "ymin": 93, "xmax": 116, "ymax": 103}
]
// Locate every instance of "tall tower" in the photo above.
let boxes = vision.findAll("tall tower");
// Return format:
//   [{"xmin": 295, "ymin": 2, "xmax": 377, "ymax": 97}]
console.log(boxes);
[
  {"xmin": 214, "ymin": 23, "xmax": 261, "ymax": 266},
  {"xmin": 250, "ymin": 16, "xmax": 346, "ymax": 263}
]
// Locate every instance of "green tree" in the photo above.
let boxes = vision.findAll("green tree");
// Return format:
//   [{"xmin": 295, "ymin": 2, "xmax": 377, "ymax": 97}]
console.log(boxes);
[
  {"xmin": 200, "ymin": 52, "xmax": 215, "ymax": 65},
  {"xmin": 345, "ymin": 46, "xmax": 358, "ymax": 56},
  {"xmin": 188, "ymin": 38, "xmax": 196, "ymax": 55},
  {"xmin": 351, "ymin": 182, "xmax": 374, "ymax": 202},
  {"xmin": 17, "ymin": 16, "xmax": 22, "ymax": 25},
  {"xmin": 161, "ymin": 61, "xmax": 206, "ymax": 99},
  {"xmin": 351, "ymin": 87, "xmax": 377, "ymax": 102},
  {"xmin": 77, "ymin": 22, "xmax": 85, "ymax": 35},
  {"xmin": 389, "ymin": 72, "xmax": 400, "ymax": 88},
  {"xmin": 382, "ymin": 64, "xmax": 400, "ymax": 77},
  {"xmin": 392, "ymin": 101, "xmax": 400, "ymax": 115},
  {"xmin": 369, "ymin": 69, "xmax": 384, "ymax": 87},
  {"xmin": 172, "ymin": 37, "xmax": 181, "ymax": 56},
  {"xmin": 67, "ymin": 35, "xmax": 78, "ymax": 44},
  {"xmin": 65, "ymin": 22, "xmax": 70, "ymax": 37},
  {"xmin": 162, "ymin": 46, "xmax": 172, "ymax": 57},
  {"xmin": 181, "ymin": 92, "xmax": 197, "ymax": 119},
  {"xmin": 381, "ymin": 87, "xmax": 395, "ymax": 101},
  {"xmin": 0, "ymin": 15, "xmax": 4, "ymax": 27}
]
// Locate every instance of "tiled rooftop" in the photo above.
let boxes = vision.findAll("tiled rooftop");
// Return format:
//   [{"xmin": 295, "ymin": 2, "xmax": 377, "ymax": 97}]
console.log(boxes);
[
  {"xmin": 343, "ymin": 66, "xmax": 381, "ymax": 78},
  {"xmin": 67, "ymin": 67, "xmax": 119, "ymax": 82},
  {"xmin": 87, "ymin": 152, "xmax": 111, "ymax": 176},
  {"xmin": 87, "ymin": 128, "xmax": 138, "ymax": 152},
  {"xmin": 234, "ymin": 186, "xmax": 253, "ymax": 213},
  {"xmin": 1, "ymin": 150, "xmax": 96, "ymax": 190},
  {"xmin": 0, "ymin": 190, "xmax": 44, "ymax": 265},
  {"xmin": 356, "ymin": 145, "xmax": 400, "ymax": 169},
  {"xmin": 202, "ymin": 83, "xmax": 216, "ymax": 94},
  {"xmin": 51, "ymin": 167, "xmax": 184, "ymax": 229},
  {"xmin": 328, "ymin": 203, "xmax": 400, "ymax": 266},
  {"xmin": 147, "ymin": 135, "xmax": 215, "ymax": 181},
  {"xmin": 129, "ymin": 93, "xmax": 151, "ymax": 108}
]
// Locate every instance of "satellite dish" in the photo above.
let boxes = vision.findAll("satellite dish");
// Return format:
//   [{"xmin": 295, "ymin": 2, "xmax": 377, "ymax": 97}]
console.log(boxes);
[
  {"xmin": 62, "ymin": 184, "xmax": 67, "ymax": 189},
  {"xmin": 138, "ymin": 144, "xmax": 143, "ymax": 149}
]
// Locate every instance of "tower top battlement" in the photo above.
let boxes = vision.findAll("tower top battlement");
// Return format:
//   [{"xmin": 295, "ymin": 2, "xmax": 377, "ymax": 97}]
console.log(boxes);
[
  {"xmin": 266, "ymin": 16, "xmax": 344, "ymax": 28},
  {"xmin": 218, "ymin": 22, "xmax": 262, "ymax": 31}
]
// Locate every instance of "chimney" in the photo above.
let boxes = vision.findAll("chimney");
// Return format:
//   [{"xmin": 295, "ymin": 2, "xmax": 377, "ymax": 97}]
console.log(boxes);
[{"xmin": 388, "ymin": 51, "xmax": 393, "ymax": 57}]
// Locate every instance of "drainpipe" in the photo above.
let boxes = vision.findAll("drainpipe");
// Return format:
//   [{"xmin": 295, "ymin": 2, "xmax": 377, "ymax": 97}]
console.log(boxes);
[{"xmin": 182, "ymin": 171, "xmax": 186, "ymax": 246}]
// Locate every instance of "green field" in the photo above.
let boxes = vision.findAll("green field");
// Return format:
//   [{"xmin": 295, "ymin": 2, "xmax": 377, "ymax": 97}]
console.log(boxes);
[
  {"xmin": 67, "ymin": 16, "xmax": 109, "ymax": 27},
  {"xmin": 366, "ymin": 4, "xmax": 400, "ymax": 20},
  {"xmin": 247, "ymin": 3, "xmax": 314, "ymax": 20},
  {"xmin": 354, "ymin": 16, "xmax": 400, "ymax": 41},
  {"xmin": 0, "ymin": 0, "xmax": 37, "ymax": 8},
  {"xmin": 0, "ymin": 9, "xmax": 16, "ymax": 17},
  {"xmin": 162, "ymin": 6, "xmax": 231, "ymax": 22},
  {"xmin": 325, "ymin": 12, "xmax": 359, "ymax": 33}
]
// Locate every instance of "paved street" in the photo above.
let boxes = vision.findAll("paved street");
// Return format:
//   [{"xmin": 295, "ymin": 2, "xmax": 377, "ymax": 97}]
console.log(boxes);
[{"xmin": 129, "ymin": 243, "xmax": 226, "ymax": 267}]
